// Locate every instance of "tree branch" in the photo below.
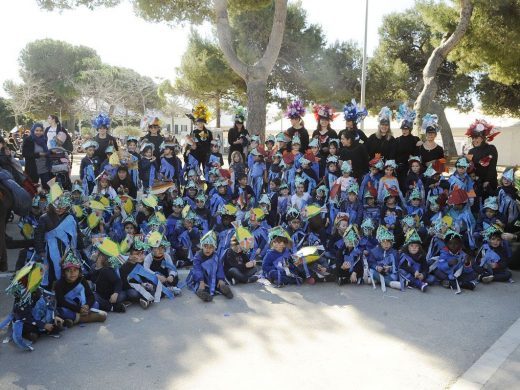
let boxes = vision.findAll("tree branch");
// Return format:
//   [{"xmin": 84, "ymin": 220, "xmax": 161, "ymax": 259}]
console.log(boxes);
[
  {"xmin": 257, "ymin": 0, "xmax": 288, "ymax": 77},
  {"xmin": 214, "ymin": 0, "xmax": 248, "ymax": 79}
]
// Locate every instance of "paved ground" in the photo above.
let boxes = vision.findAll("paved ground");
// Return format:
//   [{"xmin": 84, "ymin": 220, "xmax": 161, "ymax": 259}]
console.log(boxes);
[{"xmin": 1, "ymin": 155, "xmax": 519, "ymax": 389}]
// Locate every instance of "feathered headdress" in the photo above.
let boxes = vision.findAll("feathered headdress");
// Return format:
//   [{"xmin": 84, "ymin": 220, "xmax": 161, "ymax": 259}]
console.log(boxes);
[
  {"xmin": 396, "ymin": 103, "xmax": 416, "ymax": 129},
  {"xmin": 286, "ymin": 100, "xmax": 306, "ymax": 119},
  {"xmin": 378, "ymin": 106, "xmax": 393, "ymax": 124},
  {"xmin": 6, "ymin": 262, "xmax": 44, "ymax": 305},
  {"xmin": 343, "ymin": 99, "xmax": 367, "ymax": 123},
  {"xmin": 192, "ymin": 102, "xmax": 211, "ymax": 123},
  {"xmin": 465, "ymin": 119, "xmax": 500, "ymax": 142},
  {"xmin": 313, "ymin": 104, "xmax": 338, "ymax": 121},
  {"xmin": 234, "ymin": 106, "xmax": 247, "ymax": 123},
  {"xmin": 421, "ymin": 114, "xmax": 440, "ymax": 133},
  {"xmin": 92, "ymin": 113, "xmax": 111, "ymax": 130},
  {"xmin": 140, "ymin": 111, "xmax": 161, "ymax": 130}
]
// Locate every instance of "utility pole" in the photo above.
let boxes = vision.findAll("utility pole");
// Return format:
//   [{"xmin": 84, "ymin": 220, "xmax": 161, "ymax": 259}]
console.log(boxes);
[{"xmin": 360, "ymin": 0, "xmax": 369, "ymax": 131}]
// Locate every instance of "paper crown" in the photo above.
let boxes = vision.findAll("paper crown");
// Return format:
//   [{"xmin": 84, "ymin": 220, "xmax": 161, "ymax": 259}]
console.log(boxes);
[
  {"xmin": 361, "ymin": 218, "xmax": 375, "ymax": 231},
  {"xmin": 286, "ymin": 100, "xmax": 306, "ymax": 119},
  {"xmin": 481, "ymin": 224, "xmax": 503, "ymax": 241},
  {"xmin": 404, "ymin": 228, "xmax": 422, "ymax": 245},
  {"xmin": 341, "ymin": 160, "xmax": 352, "ymax": 173},
  {"xmin": 483, "ymin": 196, "xmax": 498, "ymax": 211},
  {"xmin": 6, "ymin": 262, "xmax": 44, "ymax": 305},
  {"xmin": 447, "ymin": 188, "xmax": 468, "ymax": 205},
  {"xmin": 62, "ymin": 249, "xmax": 82, "ymax": 269},
  {"xmin": 234, "ymin": 225, "xmax": 254, "ymax": 253},
  {"xmin": 408, "ymin": 186, "xmax": 422, "ymax": 200},
  {"xmin": 286, "ymin": 206, "xmax": 300, "ymax": 220},
  {"xmin": 369, "ymin": 153, "xmax": 384, "ymax": 169},
  {"xmin": 303, "ymin": 204, "xmax": 322, "ymax": 220},
  {"xmin": 219, "ymin": 203, "xmax": 237, "ymax": 216},
  {"xmin": 82, "ymin": 140, "xmax": 99, "ymax": 150},
  {"xmin": 268, "ymin": 226, "xmax": 291, "ymax": 242},
  {"xmin": 376, "ymin": 225, "xmax": 394, "ymax": 242},
  {"xmin": 308, "ymin": 138, "xmax": 319, "ymax": 148},
  {"xmin": 502, "ymin": 168, "xmax": 515, "ymax": 182},
  {"xmin": 146, "ymin": 231, "xmax": 170, "ymax": 248},
  {"xmin": 200, "ymin": 230, "xmax": 217, "ymax": 247},
  {"xmin": 343, "ymin": 225, "xmax": 360, "ymax": 246},
  {"xmin": 313, "ymin": 104, "xmax": 337, "ymax": 121}
]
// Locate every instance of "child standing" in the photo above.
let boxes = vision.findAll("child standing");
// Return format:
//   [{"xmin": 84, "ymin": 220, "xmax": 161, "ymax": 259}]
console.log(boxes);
[{"xmin": 80, "ymin": 140, "xmax": 99, "ymax": 195}]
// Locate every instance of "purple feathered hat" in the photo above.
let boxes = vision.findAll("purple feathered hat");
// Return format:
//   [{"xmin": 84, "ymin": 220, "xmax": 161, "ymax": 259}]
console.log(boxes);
[{"xmin": 285, "ymin": 100, "xmax": 306, "ymax": 119}]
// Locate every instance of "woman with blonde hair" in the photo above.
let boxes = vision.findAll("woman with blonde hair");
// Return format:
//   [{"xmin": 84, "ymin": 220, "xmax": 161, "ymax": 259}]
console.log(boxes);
[{"xmin": 365, "ymin": 106, "xmax": 397, "ymax": 160}]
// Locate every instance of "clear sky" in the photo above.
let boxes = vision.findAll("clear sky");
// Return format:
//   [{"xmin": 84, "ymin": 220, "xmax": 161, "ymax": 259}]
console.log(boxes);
[{"xmin": 0, "ymin": 0, "xmax": 416, "ymax": 96}]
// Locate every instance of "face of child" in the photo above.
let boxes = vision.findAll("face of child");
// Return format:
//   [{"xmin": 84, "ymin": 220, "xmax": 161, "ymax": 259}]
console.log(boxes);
[
  {"xmin": 328, "ymin": 164, "xmax": 337, "ymax": 172},
  {"xmin": 172, "ymin": 205, "xmax": 182, "ymax": 214},
  {"xmin": 489, "ymin": 236, "xmax": 501, "ymax": 248},
  {"xmin": 144, "ymin": 150, "xmax": 152, "ymax": 158},
  {"xmin": 338, "ymin": 220, "xmax": 348, "ymax": 235},
  {"xmin": 370, "ymin": 167, "xmax": 379, "ymax": 175},
  {"xmin": 292, "ymin": 143, "xmax": 301, "ymax": 152},
  {"xmin": 129, "ymin": 250, "xmax": 145, "ymax": 263},
  {"xmin": 381, "ymin": 240, "xmax": 392, "ymax": 251},
  {"xmin": 164, "ymin": 147, "xmax": 173, "ymax": 156},
  {"xmin": 233, "ymin": 154, "xmax": 241, "ymax": 163},
  {"xmin": 218, "ymin": 186, "xmax": 227, "ymax": 194},
  {"xmin": 250, "ymin": 141, "xmax": 258, "ymax": 149},
  {"xmin": 280, "ymin": 188, "xmax": 289, "ymax": 196},
  {"xmin": 385, "ymin": 167, "xmax": 394, "ymax": 176},
  {"xmin": 100, "ymin": 178, "xmax": 109, "ymax": 189},
  {"xmin": 408, "ymin": 243, "xmax": 420, "ymax": 255},
  {"xmin": 411, "ymin": 198, "xmax": 421, "ymax": 207},
  {"xmin": 188, "ymin": 188, "xmax": 198, "ymax": 197},
  {"xmin": 289, "ymin": 219, "xmax": 301, "ymax": 230},
  {"xmin": 311, "ymin": 146, "xmax": 319, "ymax": 155},
  {"xmin": 86, "ymin": 147, "xmax": 95, "ymax": 157},
  {"xmin": 249, "ymin": 218, "xmax": 260, "ymax": 228},
  {"xmin": 269, "ymin": 181, "xmax": 278, "ymax": 192},
  {"xmin": 296, "ymin": 184, "xmax": 304, "ymax": 194},
  {"xmin": 329, "ymin": 144, "xmax": 337, "ymax": 155},
  {"xmin": 124, "ymin": 224, "xmax": 136, "ymax": 235},
  {"xmin": 72, "ymin": 192, "xmax": 81, "ymax": 201},
  {"xmin": 231, "ymin": 243, "xmax": 242, "ymax": 253},
  {"xmin": 118, "ymin": 170, "xmax": 128, "ymax": 180},
  {"xmin": 386, "ymin": 197, "xmax": 396, "ymax": 207},
  {"xmin": 447, "ymin": 238, "xmax": 462, "ymax": 253},
  {"xmin": 152, "ymin": 247, "xmax": 165, "ymax": 258},
  {"xmin": 272, "ymin": 238, "xmax": 286, "ymax": 252},
  {"xmin": 456, "ymin": 166, "xmax": 466, "ymax": 175},
  {"xmin": 128, "ymin": 142, "xmax": 137, "ymax": 151},
  {"xmin": 485, "ymin": 209, "xmax": 496, "ymax": 219},
  {"xmin": 348, "ymin": 193, "xmax": 357, "ymax": 203},
  {"xmin": 411, "ymin": 162, "xmax": 421, "ymax": 174},
  {"xmin": 184, "ymin": 219, "xmax": 194, "ymax": 229},
  {"xmin": 238, "ymin": 177, "xmax": 247, "ymax": 186},
  {"xmin": 502, "ymin": 178, "xmax": 512, "ymax": 186},
  {"xmin": 64, "ymin": 267, "xmax": 80, "ymax": 283},
  {"xmin": 202, "ymin": 244, "xmax": 215, "ymax": 256},
  {"xmin": 196, "ymin": 199, "xmax": 205, "ymax": 208}
]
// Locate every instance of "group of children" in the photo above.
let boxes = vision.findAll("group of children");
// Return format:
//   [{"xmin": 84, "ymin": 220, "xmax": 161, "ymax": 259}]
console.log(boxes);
[{"xmin": 2, "ymin": 103, "xmax": 519, "ymax": 351}]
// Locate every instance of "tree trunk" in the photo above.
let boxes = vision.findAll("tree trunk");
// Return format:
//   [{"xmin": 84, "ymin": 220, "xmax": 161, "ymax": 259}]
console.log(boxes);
[
  {"xmin": 14, "ymin": 114, "xmax": 19, "ymax": 126},
  {"xmin": 214, "ymin": 0, "xmax": 287, "ymax": 142},
  {"xmin": 215, "ymin": 94, "xmax": 221, "ymax": 129},
  {"xmin": 414, "ymin": 0, "xmax": 473, "ymax": 135},
  {"xmin": 246, "ymin": 79, "xmax": 267, "ymax": 139},
  {"xmin": 429, "ymin": 101, "xmax": 457, "ymax": 157}
]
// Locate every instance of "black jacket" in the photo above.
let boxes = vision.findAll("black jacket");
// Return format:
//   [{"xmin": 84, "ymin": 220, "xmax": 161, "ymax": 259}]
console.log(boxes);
[
  {"xmin": 365, "ymin": 134, "xmax": 397, "ymax": 160},
  {"xmin": 22, "ymin": 137, "xmax": 48, "ymax": 182},
  {"xmin": 44, "ymin": 125, "xmax": 73, "ymax": 153}
]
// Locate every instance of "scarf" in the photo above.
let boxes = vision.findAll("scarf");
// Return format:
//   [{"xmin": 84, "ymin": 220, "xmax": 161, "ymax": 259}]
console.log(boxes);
[{"xmin": 31, "ymin": 123, "xmax": 48, "ymax": 152}]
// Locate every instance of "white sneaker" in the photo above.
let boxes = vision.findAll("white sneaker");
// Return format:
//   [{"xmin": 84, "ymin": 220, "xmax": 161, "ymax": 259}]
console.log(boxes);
[{"xmin": 389, "ymin": 281, "xmax": 401, "ymax": 290}]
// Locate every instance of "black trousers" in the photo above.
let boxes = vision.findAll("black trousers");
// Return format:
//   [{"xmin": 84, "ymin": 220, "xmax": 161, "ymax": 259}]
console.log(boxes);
[{"xmin": 225, "ymin": 266, "xmax": 258, "ymax": 283}]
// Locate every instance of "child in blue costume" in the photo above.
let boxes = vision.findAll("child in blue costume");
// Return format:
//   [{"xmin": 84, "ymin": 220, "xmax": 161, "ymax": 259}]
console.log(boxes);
[
  {"xmin": 166, "ymin": 197, "xmax": 184, "ymax": 245},
  {"xmin": 290, "ymin": 177, "xmax": 311, "ymax": 209},
  {"xmin": 449, "ymin": 156, "xmax": 474, "ymax": 193},
  {"xmin": 399, "ymin": 229, "xmax": 434, "ymax": 292},
  {"xmin": 446, "ymin": 188, "xmax": 476, "ymax": 250},
  {"xmin": 368, "ymin": 226, "xmax": 400, "ymax": 289},
  {"xmin": 285, "ymin": 207, "xmax": 306, "ymax": 251},
  {"xmin": 497, "ymin": 168, "xmax": 520, "ymax": 231},
  {"xmin": 182, "ymin": 138, "xmax": 202, "ymax": 180},
  {"xmin": 359, "ymin": 218, "xmax": 378, "ymax": 255},
  {"xmin": 404, "ymin": 156, "xmax": 424, "ymax": 198},
  {"xmin": 362, "ymin": 186, "xmax": 381, "ymax": 229},
  {"xmin": 248, "ymin": 148, "xmax": 266, "ymax": 202},
  {"xmin": 303, "ymin": 204, "xmax": 333, "ymax": 282},
  {"xmin": 2, "ymin": 262, "xmax": 64, "ymax": 351},
  {"xmin": 262, "ymin": 226, "xmax": 301, "ymax": 286},
  {"xmin": 223, "ymin": 234, "xmax": 259, "ymax": 284},
  {"xmin": 260, "ymin": 191, "xmax": 278, "ymax": 228},
  {"xmin": 474, "ymin": 225, "xmax": 513, "ymax": 283},
  {"xmin": 159, "ymin": 140, "xmax": 178, "ymax": 182},
  {"xmin": 434, "ymin": 230, "xmax": 478, "ymax": 291},
  {"xmin": 187, "ymin": 231, "xmax": 233, "ymax": 302},
  {"xmin": 335, "ymin": 161, "xmax": 357, "ymax": 203},
  {"xmin": 92, "ymin": 248, "xmax": 127, "ymax": 313},
  {"xmin": 474, "ymin": 196, "xmax": 506, "ymax": 246},
  {"xmin": 138, "ymin": 143, "xmax": 157, "ymax": 191},
  {"xmin": 144, "ymin": 232, "xmax": 179, "ymax": 290},
  {"xmin": 247, "ymin": 208, "xmax": 269, "ymax": 262},
  {"xmin": 325, "ymin": 155, "xmax": 340, "ymax": 189},
  {"xmin": 359, "ymin": 154, "xmax": 384, "ymax": 200},
  {"xmin": 194, "ymin": 192, "xmax": 212, "ymax": 233},
  {"xmin": 175, "ymin": 210, "xmax": 201, "ymax": 268},
  {"xmin": 230, "ymin": 150, "xmax": 247, "ymax": 189},
  {"xmin": 336, "ymin": 225, "xmax": 364, "ymax": 285},
  {"xmin": 268, "ymin": 152, "xmax": 283, "ymax": 185},
  {"xmin": 79, "ymin": 140, "xmax": 99, "ymax": 195},
  {"xmin": 377, "ymin": 159, "xmax": 405, "ymax": 205},
  {"xmin": 54, "ymin": 250, "xmax": 107, "ymax": 327},
  {"xmin": 290, "ymin": 135, "xmax": 304, "ymax": 171},
  {"xmin": 214, "ymin": 204, "xmax": 239, "ymax": 260},
  {"xmin": 326, "ymin": 213, "xmax": 349, "ymax": 260},
  {"xmin": 405, "ymin": 187, "xmax": 425, "ymax": 220},
  {"xmin": 277, "ymin": 182, "xmax": 290, "ymax": 219},
  {"xmin": 341, "ymin": 182, "xmax": 363, "ymax": 226},
  {"xmin": 125, "ymin": 136, "xmax": 141, "ymax": 188},
  {"xmin": 210, "ymin": 179, "xmax": 232, "ymax": 215},
  {"xmin": 423, "ymin": 164, "xmax": 445, "ymax": 202},
  {"xmin": 234, "ymin": 173, "xmax": 255, "ymax": 216}
]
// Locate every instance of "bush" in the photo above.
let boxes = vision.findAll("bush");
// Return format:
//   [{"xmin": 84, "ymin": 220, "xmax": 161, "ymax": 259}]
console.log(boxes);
[
  {"xmin": 80, "ymin": 127, "xmax": 95, "ymax": 138},
  {"xmin": 112, "ymin": 126, "xmax": 143, "ymax": 138}
]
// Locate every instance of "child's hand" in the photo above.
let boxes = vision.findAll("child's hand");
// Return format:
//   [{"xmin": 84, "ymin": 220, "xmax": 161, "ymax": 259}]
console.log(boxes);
[
  {"xmin": 199, "ymin": 281, "xmax": 206, "ymax": 290},
  {"xmin": 376, "ymin": 266, "xmax": 383, "ymax": 273},
  {"xmin": 167, "ymin": 275, "xmax": 174, "ymax": 283},
  {"xmin": 109, "ymin": 292, "xmax": 119, "ymax": 304},
  {"xmin": 217, "ymin": 280, "xmax": 226, "ymax": 288},
  {"xmin": 44, "ymin": 323, "xmax": 54, "ymax": 332},
  {"xmin": 246, "ymin": 261, "xmax": 255, "ymax": 268},
  {"xmin": 350, "ymin": 272, "xmax": 358, "ymax": 283},
  {"xmin": 491, "ymin": 262, "xmax": 498, "ymax": 269},
  {"xmin": 80, "ymin": 305, "xmax": 89, "ymax": 315},
  {"xmin": 341, "ymin": 261, "xmax": 351, "ymax": 270}
]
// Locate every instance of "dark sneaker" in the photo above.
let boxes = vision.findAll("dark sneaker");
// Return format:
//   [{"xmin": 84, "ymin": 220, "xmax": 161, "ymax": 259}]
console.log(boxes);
[
  {"xmin": 441, "ymin": 280, "xmax": 450, "ymax": 288},
  {"xmin": 113, "ymin": 303, "xmax": 126, "ymax": 313},
  {"xmin": 337, "ymin": 277, "xmax": 346, "ymax": 286},
  {"xmin": 139, "ymin": 298, "xmax": 150, "ymax": 309},
  {"xmin": 196, "ymin": 289, "xmax": 213, "ymax": 302},
  {"xmin": 219, "ymin": 284, "xmax": 233, "ymax": 299},
  {"xmin": 247, "ymin": 276, "xmax": 258, "ymax": 283},
  {"xmin": 420, "ymin": 283, "xmax": 428, "ymax": 292},
  {"xmin": 63, "ymin": 319, "xmax": 75, "ymax": 328}
]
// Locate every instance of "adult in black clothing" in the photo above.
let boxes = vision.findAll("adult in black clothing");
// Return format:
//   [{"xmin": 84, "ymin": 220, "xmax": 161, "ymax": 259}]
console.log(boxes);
[
  {"xmin": 45, "ymin": 114, "xmax": 73, "ymax": 153},
  {"xmin": 92, "ymin": 113, "xmax": 119, "ymax": 162},
  {"xmin": 111, "ymin": 165, "xmax": 137, "ymax": 198},
  {"xmin": 466, "ymin": 119, "xmax": 500, "ymax": 193},
  {"xmin": 227, "ymin": 115, "xmax": 249, "ymax": 164},
  {"xmin": 22, "ymin": 123, "xmax": 52, "ymax": 189},
  {"xmin": 311, "ymin": 104, "xmax": 338, "ymax": 156},
  {"xmin": 190, "ymin": 104, "xmax": 213, "ymax": 170},
  {"xmin": 418, "ymin": 116, "xmax": 444, "ymax": 168},
  {"xmin": 285, "ymin": 100, "xmax": 309, "ymax": 151},
  {"xmin": 339, "ymin": 130, "xmax": 369, "ymax": 182},
  {"xmin": 395, "ymin": 119, "xmax": 421, "ymax": 188},
  {"xmin": 365, "ymin": 114, "xmax": 396, "ymax": 160},
  {"xmin": 139, "ymin": 116, "xmax": 164, "ymax": 168},
  {"xmin": 338, "ymin": 99, "xmax": 368, "ymax": 145}
]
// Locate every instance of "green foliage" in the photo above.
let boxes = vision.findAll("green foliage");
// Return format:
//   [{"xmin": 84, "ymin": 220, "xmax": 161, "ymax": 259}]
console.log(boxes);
[
  {"xmin": 0, "ymin": 98, "xmax": 16, "ymax": 131},
  {"xmin": 111, "ymin": 126, "xmax": 142, "ymax": 138},
  {"xmin": 476, "ymin": 75, "xmax": 520, "ymax": 117},
  {"xmin": 420, "ymin": 0, "xmax": 520, "ymax": 85},
  {"xmin": 367, "ymin": 7, "xmax": 474, "ymax": 111},
  {"xmin": 132, "ymin": 0, "xmax": 212, "ymax": 25},
  {"xmin": 19, "ymin": 38, "xmax": 102, "ymax": 115},
  {"xmin": 174, "ymin": 31, "xmax": 245, "ymax": 102},
  {"xmin": 80, "ymin": 126, "xmax": 95, "ymax": 137},
  {"xmin": 36, "ymin": 0, "xmax": 120, "ymax": 10}
]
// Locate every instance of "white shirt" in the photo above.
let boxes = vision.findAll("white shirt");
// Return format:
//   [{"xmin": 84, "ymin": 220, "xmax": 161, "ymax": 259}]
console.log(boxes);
[{"xmin": 47, "ymin": 126, "xmax": 57, "ymax": 149}]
